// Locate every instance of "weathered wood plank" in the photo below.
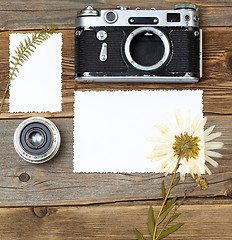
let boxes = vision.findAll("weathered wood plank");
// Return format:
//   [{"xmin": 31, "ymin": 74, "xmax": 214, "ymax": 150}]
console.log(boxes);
[
  {"xmin": 0, "ymin": 116, "xmax": 231, "ymax": 206},
  {"xmin": 0, "ymin": 203, "xmax": 231, "ymax": 239},
  {"xmin": 0, "ymin": 27, "xmax": 232, "ymax": 119},
  {"xmin": 0, "ymin": 0, "xmax": 232, "ymax": 29}
]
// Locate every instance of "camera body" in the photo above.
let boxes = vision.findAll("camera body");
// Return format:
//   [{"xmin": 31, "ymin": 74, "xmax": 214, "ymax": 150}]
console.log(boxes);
[{"xmin": 75, "ymin": 5, "xmax": 202, "ymax": 83}]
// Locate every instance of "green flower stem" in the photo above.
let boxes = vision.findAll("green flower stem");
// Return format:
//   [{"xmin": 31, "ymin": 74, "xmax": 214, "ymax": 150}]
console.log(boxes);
[
  {"xmin": 155, "ymin": 180, "xmax": 198, "ymax": 240},
  {"xmin": 153, "ymin": 159, "xmax": 180, "ymax": 240}
]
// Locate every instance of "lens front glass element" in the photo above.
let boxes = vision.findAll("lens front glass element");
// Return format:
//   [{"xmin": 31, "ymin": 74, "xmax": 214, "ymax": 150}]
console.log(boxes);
[
  {"xmin": 28, "ymin": 131, "xmax": 44, "ymax": 147},
  {"xmin": 130, "ymin": 31, "xmax": 165, "ymax": 67}
]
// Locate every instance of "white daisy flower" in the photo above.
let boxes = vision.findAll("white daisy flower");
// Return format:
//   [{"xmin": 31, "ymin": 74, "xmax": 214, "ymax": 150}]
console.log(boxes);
[{"xmin": 147, "ymin": 110, "xmax": 223, "ymax": 182}]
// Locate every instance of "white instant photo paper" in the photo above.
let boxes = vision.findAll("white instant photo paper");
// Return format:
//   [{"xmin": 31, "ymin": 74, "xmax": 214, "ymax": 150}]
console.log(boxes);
[
  {"xmin": 9, "ymin": 33, "xmax": 62, "ymax": 112},
  {"xmin": 73, "ymin": 90, "xmax": 203, "ymax": 173}
]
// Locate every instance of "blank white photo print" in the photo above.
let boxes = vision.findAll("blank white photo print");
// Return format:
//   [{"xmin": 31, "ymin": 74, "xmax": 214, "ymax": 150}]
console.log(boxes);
[
  {"xmin": 73, "ymin": 90, "xmax": 203, "ymax": 173},
  {"xmin": 9, "ymin": 33, "xmax": 63, "ymax": 113}
]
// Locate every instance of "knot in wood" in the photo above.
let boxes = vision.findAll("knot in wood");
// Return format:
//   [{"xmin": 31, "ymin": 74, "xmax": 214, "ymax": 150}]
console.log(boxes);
[
  {"xmin": 33, "ymin": 207, "xmax": 48, "ymax": 218},
  {"xmin": 228, "ymin": 55, "xmax": 232, "ymax": 71},
  {"xmin": 18, "ymin": 172, "xmax": 30, "ymax": 182}
]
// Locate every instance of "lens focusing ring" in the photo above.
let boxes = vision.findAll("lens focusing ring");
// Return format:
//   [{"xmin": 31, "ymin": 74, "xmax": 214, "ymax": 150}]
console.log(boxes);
[
  {"xmin": 14, "ymin": 117, "xmax": 61, "ymax": 164},
  {"xmin": 20, "ymin": 122, "xmax": 52, "ymax": 155}
]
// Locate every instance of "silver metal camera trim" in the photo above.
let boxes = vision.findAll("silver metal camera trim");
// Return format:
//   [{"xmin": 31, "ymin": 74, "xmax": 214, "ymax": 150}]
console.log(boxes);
[
  {"xmin": 124, "ymin": 27, "xmax": 170, "ymax": 71},
  {"xmin": 14, "ymin": 117, "xmax": 61, "ymax": 164},
  {"xmin": 76, "ymin": 75, "xmax": 199, "ymax": 83},
  {"xmin": 76, "ymin": 9, "xmax": 199, "ymax": 28}
]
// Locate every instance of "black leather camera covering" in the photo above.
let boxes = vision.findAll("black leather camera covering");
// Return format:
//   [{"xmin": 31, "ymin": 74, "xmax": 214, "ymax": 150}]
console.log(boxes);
[{"xmin": 75, "ymin": 26, "xmax": 199, "ymax": 77}]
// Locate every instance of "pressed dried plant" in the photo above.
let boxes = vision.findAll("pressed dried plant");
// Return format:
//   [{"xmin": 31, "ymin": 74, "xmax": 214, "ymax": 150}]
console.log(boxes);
[
  {"xmin": 135, "ymin": 110, "xmax": 223, "ymax": 240},
  {"xmin": 0, "ymin": 25, "xmax": 57, "ymax": 113}
]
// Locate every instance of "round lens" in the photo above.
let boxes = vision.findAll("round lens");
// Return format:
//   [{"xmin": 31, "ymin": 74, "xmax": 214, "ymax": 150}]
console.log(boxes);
[
  {"xmin": 104, "ymin": 11, "xmax": 118, "ymax": 23},
  {"xmin": 14, "ymin": 117, "xmax": 61, "ymax": 164},
  {"xmin": 129, "ymin": 31, "xmax": 165, "ymax": 67},
  {"xmin": 106, "ymin": 12, "xmax": 116, "ymax": 22},
  {"xmin": 28, "ymin": 131, "xmax": 44, "ymax": 147}
]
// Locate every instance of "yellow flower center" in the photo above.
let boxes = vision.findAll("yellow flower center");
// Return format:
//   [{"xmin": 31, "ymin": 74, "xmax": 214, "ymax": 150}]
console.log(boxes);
[{"xmin": 172, "ymin": 132, "xmax": 200, "ymax": 161}]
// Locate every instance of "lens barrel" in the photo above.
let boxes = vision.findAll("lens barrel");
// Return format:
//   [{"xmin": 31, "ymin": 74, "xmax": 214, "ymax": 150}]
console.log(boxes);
[{"xmin": 14, "ymin": 117, "xmax": 61, "ymax": 164}]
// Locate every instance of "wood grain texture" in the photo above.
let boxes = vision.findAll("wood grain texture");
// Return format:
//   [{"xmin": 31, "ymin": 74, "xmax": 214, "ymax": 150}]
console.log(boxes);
[
  {"xmin": 0, "ymin": 27, "xmax": 232, "ymax": 118},
  {"xmin": 0, "ymin": 202, "xmax": 231, "ymax": 239},
  {"xmin": 0, "ymin": 1, "xmax": 231, "ymax": 238},
  {"xmin": 0, "ymin": 117, "xmax": 231, "ymax": 207},
  {"xmin": 0, "ymin": 0, "xmax": 232, "ymax": 29}
]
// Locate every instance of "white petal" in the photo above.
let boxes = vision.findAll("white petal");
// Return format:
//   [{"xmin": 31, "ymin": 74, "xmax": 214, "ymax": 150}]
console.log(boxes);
[
  {"xmin": 147, "ymin": 152, "xmax": 173, "ymax": 162},
  {"xmin": 205, "ymin": 132, "xmax": 221, "ymax": 142},
  {"xmin": 204, "ymin": 125, "xmax": 215, "ymax": 137},
  {"xmin": 187, "ymin": 159, "xmax": 195, "ymax": 179},
  {"xmin": 152, "ymin": 144, "xmax": 174, "ymax": 151},
  {"xmin": 196, "ymin": 159, "xmax": 212, "ymax": 175},
  {"xmin": 205, "ymin": 155, "xmax": 219, "ymax": 167},
  {"xmin": 192, "ymin": 159, "xmax": 201, "ymax": 177},
  {"xmin": 174, "ymin": 109, "xmax": 184, "ymax": 132},
  {"xmin": 193, "ymin": 117, "xmax": 207, "ymax": 137},
  {"xmin": 154, "ymin": 124, "xmax": 172, "ymax": 138},
  {"xmin": 185, "ymin": 109, "xmax": 191, "ymax": 132},
  {"xmin": 164, "ymin": 159, "xmax": 178, "ymax": 176},
  {"xmin": 146, "ymin": 137, "xmax": 171, "ymax": 143},
  {"xmin": 156, "ymin": 156, "xmax": 176, "ymax": 172},
  {"xmin": 206, "ymin": 150, "xmax": 222, "ymax": 158},
  {"xmin": 190, "ymin": 114, "xmax": 201, "ymax": 135},
  {"xmin": 205, "ymin": 142, "xmax": 224, "ymax": 150},
  {"xmin": 166, "ymin": 113, "xmax": 180, "ymax": 134},
  {"xmin": 180, "ymin": 159, "xmax": 187, "ymax": 182}
]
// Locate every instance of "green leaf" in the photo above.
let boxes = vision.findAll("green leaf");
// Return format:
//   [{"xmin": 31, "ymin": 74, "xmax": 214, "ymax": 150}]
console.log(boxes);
[
  {"xmin": 12, "ymin": 56, "xmax": 18, "ymax": 61},
  {"xmin": 24, "ymin": 38, "xmax": 28, "ymax": 47},
  {"xmin": 156, "ymin": 202, "xmax": 175, "ymax": 226},
  {"xmin": 161, "ymin": 180, "xmax": 166, "ymax": 199},
  {"xmin": 27, "ymin": 36, "xmax": 31, "ymax": 44},
  {"xmin": 161, "ymin": 196, "xmax": 177, "ymax": 214},
  {"xmin": 26, "ymin": 50, "xmax": 32, "ymax": 56},
  {"xmin": 148, "ymin": 205, "xmax": 155, "ymax": 236},
  {"xmin": 134, "ymin": 228, "xmax": 146, "ymax": 240},
  {"xmin": 156, "ymin": 223, "xmax": 184, "ymax": 240},
  {"xmin": 31, "ymin": 43, "xmax": 37, "ymax": 49},
  {"xmin": 28, "ymin": 47, "xmax": 34, "ymax": 52},
  {"xmin": 171, "ymin": 177, "xmax": 180, "ymax": 189},
  {"xmin": 166, "ymin": 213, "xmax": 181, "ymax": 226}
]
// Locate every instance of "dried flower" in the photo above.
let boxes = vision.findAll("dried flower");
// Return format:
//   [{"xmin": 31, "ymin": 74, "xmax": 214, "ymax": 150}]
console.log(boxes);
[
  {"xmin": 147, "ymin": 110, "xmax": 223, "ymax": 182},
  {"xmin": 196, "ymin": 176, "xmax": 208, "ymax": 190}
]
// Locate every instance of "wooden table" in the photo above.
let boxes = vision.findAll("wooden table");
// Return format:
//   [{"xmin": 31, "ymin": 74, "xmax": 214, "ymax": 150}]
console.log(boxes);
[{"xmin": 0, "ymin": 1, "xmax": 232, "ymax": 239}]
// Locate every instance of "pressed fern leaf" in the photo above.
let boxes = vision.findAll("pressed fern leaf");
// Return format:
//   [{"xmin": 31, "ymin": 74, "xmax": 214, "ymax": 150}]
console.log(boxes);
[{"xmin": 0, "ymin": 24, "xmax": 57, "ymax": 112}]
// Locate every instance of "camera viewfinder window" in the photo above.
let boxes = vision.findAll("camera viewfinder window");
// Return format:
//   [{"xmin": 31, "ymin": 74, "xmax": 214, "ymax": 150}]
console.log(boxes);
[{"xmin": 167, "ymin": 13, "xmax": 180, "ymax": 22}]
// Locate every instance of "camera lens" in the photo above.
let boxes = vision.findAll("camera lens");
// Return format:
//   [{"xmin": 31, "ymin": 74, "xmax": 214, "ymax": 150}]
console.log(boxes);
[
  {"xmin": 130, "ymin": 32, "xmax": 164, "ymax": 66},
  {"xmin": 125, "ymin": 27, "xmax": 170, "ymax": 71},
  {"xmin": 14, "ymin": 117, "xmax": 61, "ymax": 164}
]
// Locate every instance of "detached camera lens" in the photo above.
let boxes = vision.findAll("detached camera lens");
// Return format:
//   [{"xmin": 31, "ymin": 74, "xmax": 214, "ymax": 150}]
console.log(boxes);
[{"xmin": 14, "ymin": 117, "xmax": 61, "ymax": 164}]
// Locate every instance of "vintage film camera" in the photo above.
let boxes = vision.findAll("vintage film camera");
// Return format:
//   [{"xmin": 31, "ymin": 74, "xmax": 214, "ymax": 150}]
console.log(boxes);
[{"xmin": 75, "ymin": 4, "xmax": 202, "ymax": 83}]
